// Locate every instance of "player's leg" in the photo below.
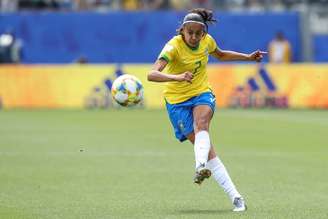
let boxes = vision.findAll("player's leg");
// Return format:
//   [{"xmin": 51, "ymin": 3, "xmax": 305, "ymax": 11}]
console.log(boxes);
[
  {"xmin": 193, "ymin": 105, "xmax": 212, "ymax": 169},
  {"xmin": 192, "ymin": 105, "xmax": 213, "ymax": 184},
  {"xmin": 191, "ymin": 92, "xmax": 216, "ymax": 171},
  {"xmin": 207, "ymin": 146, "xmax": 246, "ymax": 211},
  {"xmin": 190, "ymin": 103, "xmax": 246, "ymax": 211},
  {"xmin": 186, "ymin": 131, "xmax": 211, "ymax": 185}
]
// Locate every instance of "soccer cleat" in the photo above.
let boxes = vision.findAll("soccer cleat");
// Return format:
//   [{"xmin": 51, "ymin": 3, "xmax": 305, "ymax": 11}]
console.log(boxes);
[
  {"xmin": 232, "ymin": 197, "xmax": 247, "ymax": 212},
  {"xmin": 193, "ymin": 164, "xmax": 211, "ymax": 185}
]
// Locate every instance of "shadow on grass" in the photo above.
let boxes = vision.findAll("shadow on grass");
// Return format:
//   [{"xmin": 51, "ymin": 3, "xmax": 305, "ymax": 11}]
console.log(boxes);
[{"xmin": 175, "ymin": 209, "xmax": 232, "ymax": 215}]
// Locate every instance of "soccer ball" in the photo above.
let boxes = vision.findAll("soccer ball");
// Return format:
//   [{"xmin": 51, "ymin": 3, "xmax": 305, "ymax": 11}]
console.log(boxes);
[{"xmin": 111, "ymin": 74, "xmax": 144, "ymax": 107}]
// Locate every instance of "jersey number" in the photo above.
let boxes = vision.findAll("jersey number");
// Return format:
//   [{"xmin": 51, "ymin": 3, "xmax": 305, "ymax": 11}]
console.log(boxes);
[{"xmin": 193, "ymin": 61, "xmax": 201, "ymax": 75}]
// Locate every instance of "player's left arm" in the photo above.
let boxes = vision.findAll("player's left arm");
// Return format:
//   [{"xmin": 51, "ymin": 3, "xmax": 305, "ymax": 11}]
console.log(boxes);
[
  {"xmin": 210, "ymin": 47, "xmax": 267, "ymax": 62},
  {"xmin": 147, "ymin": 59, "xmax": 193, "ymax": 83}
]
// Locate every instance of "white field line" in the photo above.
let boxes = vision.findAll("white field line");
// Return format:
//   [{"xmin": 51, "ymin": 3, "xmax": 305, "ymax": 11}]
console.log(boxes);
[
  {"xmin": 218, "ymin": 111, "xmax": 328, "ymax": 126},
  {"xmin": 0, "ymin": 149, "xmax": 325, "ymax": 158}
]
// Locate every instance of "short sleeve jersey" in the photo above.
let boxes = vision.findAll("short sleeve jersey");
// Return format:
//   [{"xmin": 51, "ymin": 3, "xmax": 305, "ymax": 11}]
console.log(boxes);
[{"xmin": 158, "ymin": 34, "xmax": 217, "ymax": 104}]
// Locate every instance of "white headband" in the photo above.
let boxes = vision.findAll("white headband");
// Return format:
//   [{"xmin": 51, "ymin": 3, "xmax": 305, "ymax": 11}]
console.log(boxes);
[{"xmin": 182, "ymin": 20, "xmax": 205, "ymax": 26}]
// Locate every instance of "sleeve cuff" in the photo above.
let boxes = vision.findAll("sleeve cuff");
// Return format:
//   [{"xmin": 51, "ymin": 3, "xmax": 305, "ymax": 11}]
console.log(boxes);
[{"xmin": 159, "ymin": 54, "xmax": 170, "ymax": 63}]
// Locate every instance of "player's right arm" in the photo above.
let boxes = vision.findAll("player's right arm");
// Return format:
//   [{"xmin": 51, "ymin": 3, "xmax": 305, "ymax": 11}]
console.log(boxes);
[{"xmin": 147, "ymin": 58, "xmax": 193, "ymax": 83}]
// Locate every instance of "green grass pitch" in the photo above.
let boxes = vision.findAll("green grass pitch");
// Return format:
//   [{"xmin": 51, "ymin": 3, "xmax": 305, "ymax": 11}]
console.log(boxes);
[{"xmin": 0, "ymin": 109, "xmax": 327, "ymax": 219}]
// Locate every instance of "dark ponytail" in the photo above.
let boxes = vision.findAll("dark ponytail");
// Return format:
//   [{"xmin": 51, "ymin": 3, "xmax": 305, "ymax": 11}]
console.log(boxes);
[
  {"xmin": 178, "ymin": 8, "xmax": 217, "ymax": 34},
  {"xmin": 189, "ymin": 8, "xmax": 217, "ymax": 27}
]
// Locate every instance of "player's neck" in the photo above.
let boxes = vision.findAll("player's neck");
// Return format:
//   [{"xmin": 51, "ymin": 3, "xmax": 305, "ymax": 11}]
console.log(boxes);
[{"xmin": 181, "ymin": 35, "xmax": 200, "ymax": 51}]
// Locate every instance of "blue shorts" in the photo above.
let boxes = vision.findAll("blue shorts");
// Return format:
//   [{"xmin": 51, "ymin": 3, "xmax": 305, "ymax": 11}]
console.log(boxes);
[{"xmin": 165, "ymin": 92, "xmax": 216, "ymax": 142}]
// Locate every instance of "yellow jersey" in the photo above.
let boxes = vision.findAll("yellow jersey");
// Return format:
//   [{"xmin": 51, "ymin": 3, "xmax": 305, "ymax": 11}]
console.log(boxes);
[{"xmin": 158, "ymin": 34, "xmax": 217, "ymax": 104}]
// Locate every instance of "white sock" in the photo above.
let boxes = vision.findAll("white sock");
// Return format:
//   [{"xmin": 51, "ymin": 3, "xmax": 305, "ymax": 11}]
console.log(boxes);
[
  {"xmin": 206, "ymin": 156, "xmax": 241, "ymax": 202},
  {"xmin": 194, "ymin": 130, "xmax": 211, "ymax": 169}
]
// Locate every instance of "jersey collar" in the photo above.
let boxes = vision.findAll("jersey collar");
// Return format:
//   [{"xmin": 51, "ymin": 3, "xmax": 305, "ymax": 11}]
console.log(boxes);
[{"xmin": 181, "ymin": 35, "xmax": 200, "ymax": 51}]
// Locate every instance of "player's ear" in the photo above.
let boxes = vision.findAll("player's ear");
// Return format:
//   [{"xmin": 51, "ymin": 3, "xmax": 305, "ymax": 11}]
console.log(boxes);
[{"xmin": 178, "ymin": 27, "xmax": 184, "ymax": 36}]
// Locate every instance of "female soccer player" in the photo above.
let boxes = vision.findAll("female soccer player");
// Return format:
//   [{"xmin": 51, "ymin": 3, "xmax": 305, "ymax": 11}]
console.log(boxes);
[{"xmin": 147, "ymin": 8, "xmax": 266, "ymax": 212}]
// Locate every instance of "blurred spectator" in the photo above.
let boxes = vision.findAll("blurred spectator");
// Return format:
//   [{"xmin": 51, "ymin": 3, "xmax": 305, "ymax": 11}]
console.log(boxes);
[
  {"xmin": 95, "ymin": 0, "xmax": 120, "ymax": 10},
  {"xmin": 0, "ymin": 31, "xmax": 23, "ymax": 64},
  {"xmin": 18, "ymin": 0, "xmax": 60, "ymax": 10},
  {"xmin": 268, "ymin": 31, "xmax": 292, "ymax": 63},
  {"xmin": 57, "ymin": 0, "xmax": 74, "ymax": 10},
  {"xmin": 170, "ymin": 0, "xmax": 191, "ymax": 10},
  {"xmin": 73, "ymin": 0, "xmax": 90, "ymax": 10},
  {"xmin": 220, "ymin": 0, "xmax": 245, "ymax": 11},
  {"xmin": 141, "ymin": 0, "xmax": 170, "ymax": 10},
  {"xmin": 1, "ymin": 0, "xmax": 18, "ymax": 12},
  {"xmin": 270, "ymin": 0, "xmax": 285, "ymax": 11},
  {"xmin": 191, "ymin": 0, "xmax": 213, "ymax": 9},
  {"xmin": 121, "ymin": 0, "xmax": 140, "ymax": 10},
  {"xmin": 246, "ymin": 0, "xmax": 265, "ymax": 11},
  {"xmin": 1, "ymin": 0, "xmax": 326, "ymax": 11}
]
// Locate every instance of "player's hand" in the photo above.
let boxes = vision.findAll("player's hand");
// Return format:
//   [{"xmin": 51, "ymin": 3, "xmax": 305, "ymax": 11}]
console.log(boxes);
[
  {"xmin": 248, "ymin": 50, "xmax": 267, "ymax": 62},
  {"xmin": 175, "ymin": 71, "xmax": 193, "ymax": 83}
]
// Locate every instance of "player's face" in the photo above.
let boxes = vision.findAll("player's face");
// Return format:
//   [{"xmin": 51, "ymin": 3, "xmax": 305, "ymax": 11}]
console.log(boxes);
[{"xmin": 182, "ymin": 23, "xmax": 205, "ymax": 48}]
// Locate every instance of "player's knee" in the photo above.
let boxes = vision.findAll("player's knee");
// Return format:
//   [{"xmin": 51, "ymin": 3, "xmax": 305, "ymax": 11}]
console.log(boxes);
[
  {"xmin": 186, "ymin": 132, "xmax": 195, "ymax": 144},
  {"xmin": 194, "ymin": 117, "xmax": 209, "ymax": 131}
]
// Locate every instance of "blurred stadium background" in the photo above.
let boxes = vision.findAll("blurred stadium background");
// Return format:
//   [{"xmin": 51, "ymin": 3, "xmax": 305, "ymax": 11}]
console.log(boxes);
[{"xmin": 0, "ymin": 1, "xmax": 327, "ymax": 219}]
